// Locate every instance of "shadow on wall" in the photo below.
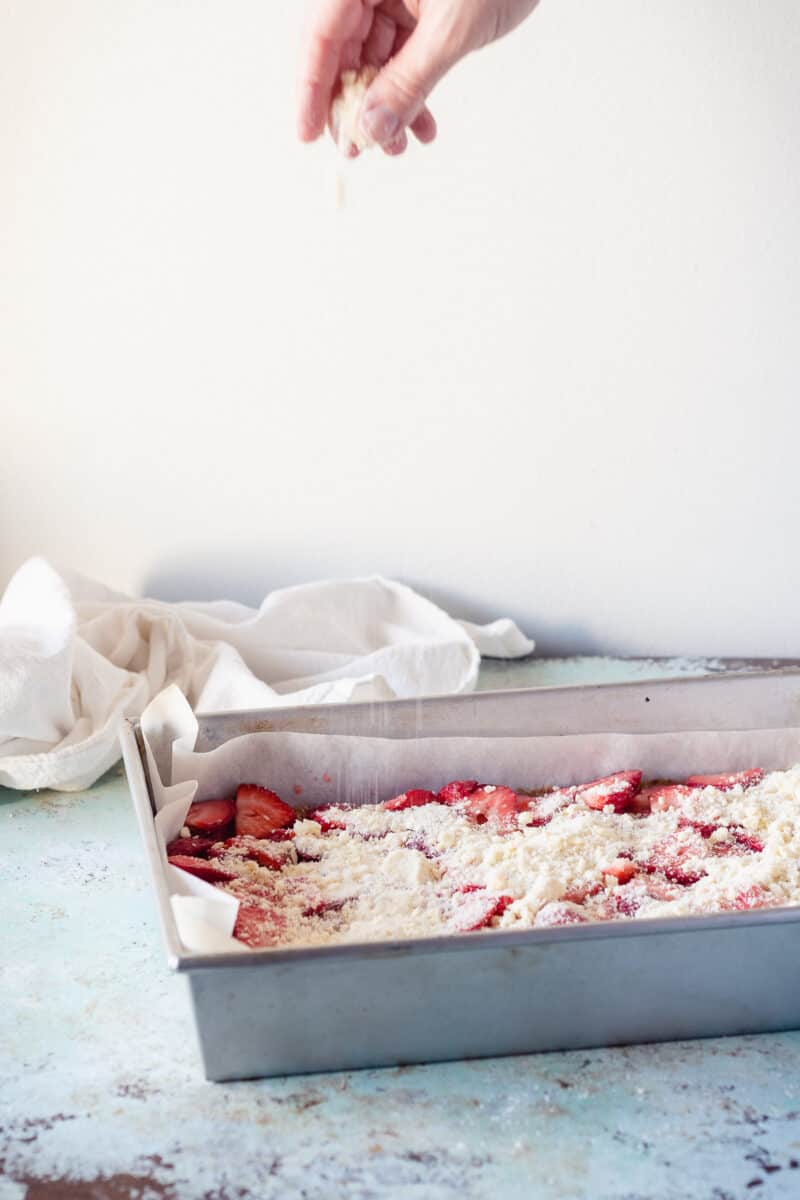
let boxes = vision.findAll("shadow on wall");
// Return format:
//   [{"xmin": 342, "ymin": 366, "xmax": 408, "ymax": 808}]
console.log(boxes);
[{"xmin": 140, "ymin": 552, "xmax": 602, "ymax": 656}]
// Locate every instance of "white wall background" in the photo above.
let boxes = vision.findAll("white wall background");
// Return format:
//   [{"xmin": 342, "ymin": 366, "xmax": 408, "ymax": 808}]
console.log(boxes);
[{"xmin": 1, "ymin": 1, "xmax": 798, "ymax": 654}]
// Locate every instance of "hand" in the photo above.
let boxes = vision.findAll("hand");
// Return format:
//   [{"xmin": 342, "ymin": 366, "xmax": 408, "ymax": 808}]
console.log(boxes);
[{"xmin": 297, "ymin": 0, "xmax": 541, "ymax": 155}]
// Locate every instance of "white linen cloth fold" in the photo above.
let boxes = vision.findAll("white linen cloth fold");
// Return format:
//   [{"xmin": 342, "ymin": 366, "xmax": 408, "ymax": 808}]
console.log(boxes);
[{"xmin": 0, "ymin": 557, "xmax": 534, "ymax": 792}]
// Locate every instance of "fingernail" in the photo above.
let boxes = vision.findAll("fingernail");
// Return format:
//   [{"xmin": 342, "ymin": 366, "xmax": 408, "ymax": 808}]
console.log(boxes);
[
  {"xmin": 361, "ymin": 103, "xmax": 401, "ymax": 146},
  {"xmin": 384, "ymin": 131, "xmax": 407, "ymax": 156}
]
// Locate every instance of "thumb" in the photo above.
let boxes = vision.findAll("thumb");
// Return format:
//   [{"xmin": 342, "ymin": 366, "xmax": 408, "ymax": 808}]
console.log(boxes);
[{"xmin": 360, "ymin": 15, "xmax": 459, "ymax": 146}]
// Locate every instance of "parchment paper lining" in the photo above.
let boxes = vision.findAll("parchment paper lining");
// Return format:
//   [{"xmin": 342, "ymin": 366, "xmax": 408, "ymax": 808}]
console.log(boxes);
[{"xmin": 140, "ymin": 685, "xmax": 800, "ymax": 954}]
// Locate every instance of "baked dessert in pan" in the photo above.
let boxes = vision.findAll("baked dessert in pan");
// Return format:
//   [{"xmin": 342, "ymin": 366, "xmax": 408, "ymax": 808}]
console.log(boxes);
[{"xmin": 166, "ymin": 766, "xmax": 797, "ymax": 949}]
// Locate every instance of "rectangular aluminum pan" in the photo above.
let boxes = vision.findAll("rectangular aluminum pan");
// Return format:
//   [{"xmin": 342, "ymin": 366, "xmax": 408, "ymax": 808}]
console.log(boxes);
[{"xmin": 120, "ymin": 670, "xmax": 800, "ymax": 1080}]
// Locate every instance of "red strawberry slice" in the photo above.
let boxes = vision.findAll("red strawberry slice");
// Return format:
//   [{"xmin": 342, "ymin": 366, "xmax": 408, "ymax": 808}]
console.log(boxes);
[
  {"xmin": 676, "ymin": 817, "xmax": 764, "ymax": 856},
  {"xmin": 524, "ymin": 787, "xmax": 576, "ymax": 827},
  {"xmin": 684, "ymin": 769, "xmax": 764, "ymax": 792},
  {"xmin": 186, "ymin": 798, "xmax": 236, "ymax": 835},
  {"xmin": 402, "ymin": 833, "xmax": 437, "ymax": 859},
  {"xmin": 640, "ymin": 831, "xmax": 707, "ymax": 887},
  {"xmin": 643, "ymin": 874, "xmax": 681, "ymax": 902},
  {"xmin": 302, "ymin": 897, "xmax": 350, "ymax": 918},
  {"xmin": 209, "ymin": 835, "xmax": 286, "ymax": 870},
  {"xmin": 534, "ymin": 901, "xmax": 588, "ymax": 928},
  {"xmin": 233, "ymin": 903, "xmax": 286, "ymax": 948},
  {"xmin": 661, "ymin": 864, "xmax": 705, "ymax": 886},
  {"xmin": 561, "ymin": 878, "xmax": 604, "ymax": 905},
  {"xmin": 577, "ymin": 771, "xmax": 642, "ymax": 813},
  {"xmin": 384, "ymin": 788, "xmax": 437, "ymax": 811},
  {"xmin": 235, "ymin": 784, "xmax": 295, "ymax": 838},
  {"xmin": 166, "ymin": 836, "xmax": 215, "ymax": 858},
  {"xmin": 642, "ymin": 784, "xmax": 697, "ymax": 813},
  {"xmin": 631, "ymin": 788, "xmax": 656, "ymax": 814},
  {"xmin": 612, "ymin": 882, "xmax": 644, "ymax": 917},
  {"xmin": 263, "ymin": 829, "xmax": 296, "ymax": 842},
  {"xmin": 463, "ymin": 785, "xmax": 522, "ymax": 828},
  {"xmin": 729, "ymin": 827, "xmax": 764, "ymax": 853},
  {"xmin": 295, "ymin": 847, "xmax": 322, "ymax": 863},
  {"xmin": 307, "ymin": 805, "xmax": 348, "ymax": 832},
  {"xmin": 726, "ymin": 885, "xmax": 774, "ymax": 911},
  {"xmin": 437, "ymin": 780, "xmax": 479, "ymax": 804},
  {"xmin": 677, "ymin": 816, "xmax": 720, "ymax": 839},
  {"xmin": 167, "ymin": 854, "xmax": 236, "ymax": 883},
  {"xmin": 454, "ymin": 892, "xmax": 513, "ymax": 932},
  {"xmin": 603, "ymin": 858, "xmax": 637, "ymax": 884}
]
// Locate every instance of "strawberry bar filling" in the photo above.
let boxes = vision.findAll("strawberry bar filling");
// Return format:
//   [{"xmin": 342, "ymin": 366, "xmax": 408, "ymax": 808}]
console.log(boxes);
[{"xmin": 166, "ymin": 768, "xmax": 798, "ymax": 950}]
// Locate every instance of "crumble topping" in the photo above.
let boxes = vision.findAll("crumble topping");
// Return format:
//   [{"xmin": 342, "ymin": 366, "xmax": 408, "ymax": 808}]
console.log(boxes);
[{"xmin": 167, "ymin": 767, "xmax": 800, "ymax": 950}]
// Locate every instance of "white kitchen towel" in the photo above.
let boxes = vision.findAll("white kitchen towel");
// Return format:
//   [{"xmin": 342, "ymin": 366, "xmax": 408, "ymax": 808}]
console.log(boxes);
[{"xmin": 0, "ymin": 557, "xmax": 534, "ymax": 792}]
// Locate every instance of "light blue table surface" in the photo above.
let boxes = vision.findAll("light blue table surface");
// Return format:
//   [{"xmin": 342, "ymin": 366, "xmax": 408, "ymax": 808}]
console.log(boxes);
[{"xmin": 3, "ymin": 658, "xmax": 800, "ymax": 1200}]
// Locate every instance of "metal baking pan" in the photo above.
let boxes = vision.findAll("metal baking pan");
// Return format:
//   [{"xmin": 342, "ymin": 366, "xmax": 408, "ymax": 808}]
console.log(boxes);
[{"xmin": 120, "ymin": 671, "xmax": 800, "ymax": 1080}]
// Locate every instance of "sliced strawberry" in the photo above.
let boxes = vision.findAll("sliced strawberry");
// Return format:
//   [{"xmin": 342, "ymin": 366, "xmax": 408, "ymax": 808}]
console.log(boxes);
[
  {"xmin": 454, "ymin": 892, "xmax": 514, "ymax": 932},
  {"xmin": 302, "ymin": 897, "xmax": 350, "ymax": 918},
  {"xmin": 642, "ymin": 864, "xmax": 705, "ymax": 892},
  {"xmin": 186, "ymin": 798, "xmax": 236, "ymax": 835},
  {"xmin": 384, "ymin": 788, "xmax": 437, "ymax": 811},
  {"xmin": 656, "ymin": 864, "xmax": 705, "ymax": 886},
  {"xmin": 209, "ymin": 835, "xmax": 286, "ymax": 870},
  {"xmin": 631, "ymin": 788, "xmax": 656, "ymax": 814},
  {"xmin": 166, "ymin": 835, "xmax": 215, "ymax": 858},
  {"xmin": 640, "ymin": 831, "xmax": 707, "ymax": 887},
  {"xmin": 727, "ymin": 885, "xmax": 774, "ymax": 911},
  {"xmin": 534, "ymin": 901, "xmax": 588, "ymax": 928},
  {"xmin": 235, "ymin": 784, "xmax": 295, "ymax": 838},
  {"xmin": 643, "ymin": 874, "xmax": 681, "ymax": 902},
  {"xmin": 729, "ymin": 827, "xmax": 764, "ymax": 854},
  {"xmin": 264, "ymin": 829, "xmax": 296, "ymax": 842},
  {"xmin": 561, "ymin": 878, "xmax": 604, "ymax": 905},
  {"xmin": 642, "ymin": 784, "xmax": 697, "ymax": 813},
  {"xmin": 684, "ymin": 769, "xmax": 764, "ymax": 792},
  {"xmin": 463, "ymin": 785, "xmax": 522, "ymax": 828},
  {"xmin": 233, "ymin": 903, "xmax": 286, "ymax": 948},
  {"xmin": 677, "ymin": 816, "xmax": 720, "ymax": 839},
  {"xmin": 524, "ymin": 787, "xmax": 576, "ymax": 827},
  {"xmin": 167, "ymin": 854, "xmax": 236, "ymax": 883},
  {"xmin": 437, "ymin": 780, "xmax": 479, "ymax": 804},
  {"xmin": 402, "ymin": 833, "xmax": 437, "ymax": 859},
  {"xmin": 307, "ymin": 805, "xmax": 348, "ymax": 832},
  {"xmin": 612, "ymin": 882, "xmax": 644, "ymax": 917},
  {"xmin": 577, "ymin": 771, "xmax": 642, "ymax": 813},
  {"xmin": 295, "ymin": 847, "xmax": 322, "ymax": 863},
  {"xmin": 676, "ymin": 816, "xmax": 764, "ymax": 856},
  {"xmin": 603, "ymin": 858, "xmax": 637, "ymax": 884}
]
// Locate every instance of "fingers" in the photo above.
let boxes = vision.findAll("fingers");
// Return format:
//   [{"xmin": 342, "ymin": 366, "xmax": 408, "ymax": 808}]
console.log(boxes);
[
  {"xmin": 361, "ymin": 9, "xmax": 396, "ymax": 67},
  {"xmin": 410, "ymin": 106, "xmax": 437, "ymax": 144},
  {"xmin": 299, "ymin": 0, "xmax": 441, "ymax": 154},
  {"xmin": 360, "ymin": 7, "xmax": 461, "ymax": 147},
  {"xmin": 297, "ymin": 0, "xmax": 366, "ymax": 142},
  {"xmin": 383, "ymin": 129, "xmax": 408, "ymax": 156}
]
